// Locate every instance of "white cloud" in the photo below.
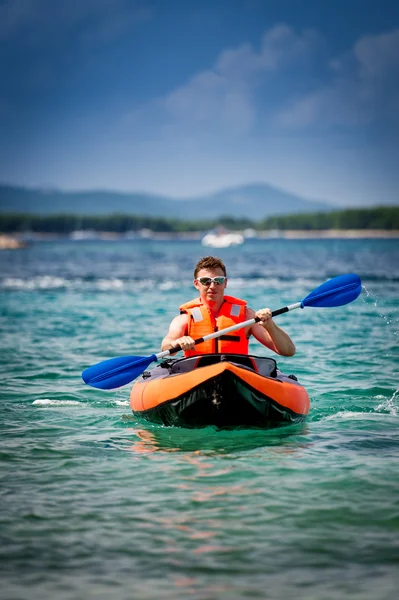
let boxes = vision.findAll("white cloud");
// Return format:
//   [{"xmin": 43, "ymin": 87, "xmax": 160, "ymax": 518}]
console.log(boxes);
[
  {"xmin": 128, "ymin": 24, "xmax": 323, "ymax": 137},
  {"xmin": 278, "ymin": 28, "xmax": 399, "ymax": 130},
  {"xmin": 3, "ymin": 14, "xmax": 397, "ymax": 205},
  {"xmin": 258, "ymin": 24, "xmax": 322, "ymax": 70},
  {"xmin": 161, "ymin": 70, "xmax": 255, "ymax": 134},
  {"xmin": 215, "ymin": 24, "xmax": 321, "ymax": 75},
  {"xmin": 113, "ymin": 23, "xmax": 398, "ymax": 203},
  {"xmin": 355, "ymin": 29, "xmax": 399, "ymax": 80},
  {"xmin": 126, "ymin": 24, "xmax": 398, "ymax": 139}
]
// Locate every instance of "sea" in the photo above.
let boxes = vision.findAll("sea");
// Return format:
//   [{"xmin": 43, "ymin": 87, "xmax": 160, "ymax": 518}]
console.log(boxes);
[{"xmin": 1, "ymin": 237, "xmax": 398, "ymax": 600}]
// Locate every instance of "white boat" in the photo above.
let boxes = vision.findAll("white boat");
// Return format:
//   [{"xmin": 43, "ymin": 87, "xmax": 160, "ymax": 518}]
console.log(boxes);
[
  {"xmin": 201, "ymin": 229, "xmax": 244, "ymax": 248},
  {"xmin": 69, "ymin": 229, "xmax": 99, "ymax": 240}
]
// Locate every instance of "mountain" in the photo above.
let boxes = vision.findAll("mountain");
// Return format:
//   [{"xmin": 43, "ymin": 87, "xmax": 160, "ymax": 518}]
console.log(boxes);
[
  {"xmin": 0, "ymin": 185, "xmax": 172, "ymax": 217},
  {"xmin": 192, "ymin": 184, "xmax": 333, "ymax": 218},
  {"xmin": 0, "ymin": 183, "xmax": 333, "ymax": 219}
]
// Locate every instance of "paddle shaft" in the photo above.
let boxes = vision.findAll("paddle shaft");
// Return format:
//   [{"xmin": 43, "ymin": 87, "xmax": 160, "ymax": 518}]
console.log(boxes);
[
  {"xmin": 82, "ymin": 274, "xmax": 362, "ymax": 389},
  {"xmin": 154, "ymin": 302, "xmax": 302, "ymax": 360}
]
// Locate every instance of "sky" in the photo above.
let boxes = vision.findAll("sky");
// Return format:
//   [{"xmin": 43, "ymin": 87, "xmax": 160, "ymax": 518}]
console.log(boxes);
[{"xmin": 0, "ymin": 0, "xmax": 398, "ymax": 207}]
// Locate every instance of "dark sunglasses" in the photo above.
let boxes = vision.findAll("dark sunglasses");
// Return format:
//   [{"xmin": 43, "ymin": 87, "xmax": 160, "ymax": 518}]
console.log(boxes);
[{"xmin": 195, "ymin": 276, "xmax": 226, "ymax": 286}]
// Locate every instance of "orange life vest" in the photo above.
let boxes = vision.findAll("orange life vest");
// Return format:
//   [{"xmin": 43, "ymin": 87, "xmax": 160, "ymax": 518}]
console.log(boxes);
[{"xmin": 179, "ymin": 295, "xmax": 249, "ymax": 357}]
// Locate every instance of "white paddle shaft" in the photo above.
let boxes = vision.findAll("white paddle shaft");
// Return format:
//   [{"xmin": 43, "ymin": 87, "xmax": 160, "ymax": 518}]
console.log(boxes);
[{"xmin": 155, "ymin": 301, "xmax": 302, "ymax": 360}]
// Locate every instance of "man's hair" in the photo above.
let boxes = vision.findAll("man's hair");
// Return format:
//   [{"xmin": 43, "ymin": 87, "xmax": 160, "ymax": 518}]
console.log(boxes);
[{"xmin": 194, "ymin": 256, "xmax": 227, "ymax": 278}]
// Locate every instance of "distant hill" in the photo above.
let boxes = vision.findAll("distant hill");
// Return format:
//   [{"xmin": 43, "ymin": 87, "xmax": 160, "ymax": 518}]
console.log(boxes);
[
  {"xmin": 0, "ymin": 183, "xmax": 333, "ymax": 219},
  {"xmin": 192, "ymin": 184, "xmax": 333, "ymax": 218}
]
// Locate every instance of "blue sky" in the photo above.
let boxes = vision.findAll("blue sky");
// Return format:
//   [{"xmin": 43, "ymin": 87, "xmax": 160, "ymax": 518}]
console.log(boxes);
[{"xmin": 1, "ymin": 0, "xmax": 398, "ymax": 206}]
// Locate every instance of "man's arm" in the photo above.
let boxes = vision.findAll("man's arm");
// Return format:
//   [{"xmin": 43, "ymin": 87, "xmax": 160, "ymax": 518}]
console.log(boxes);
[
  {"xmin": 247, "ymin": 307, "xmax": 296, "ymax": 356},
  {"xmin": 161, "ymin": 314, "xmax": 194, "ymax": 351}
]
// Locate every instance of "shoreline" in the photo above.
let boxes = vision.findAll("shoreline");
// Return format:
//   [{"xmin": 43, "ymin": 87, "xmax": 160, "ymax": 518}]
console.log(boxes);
[
  {"xmin": 263, "ymin": 229, "xmax": 399, "ymax": 239},
  {"xmin": 1, "ymin": 229, "xmax": 399, "ymax": 248}
]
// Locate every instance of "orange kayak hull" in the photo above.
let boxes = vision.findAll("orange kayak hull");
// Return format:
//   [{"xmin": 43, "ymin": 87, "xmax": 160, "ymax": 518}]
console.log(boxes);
[{"xmin": 130, "ymin": 354, "xmax": 310, "ymax": 429}]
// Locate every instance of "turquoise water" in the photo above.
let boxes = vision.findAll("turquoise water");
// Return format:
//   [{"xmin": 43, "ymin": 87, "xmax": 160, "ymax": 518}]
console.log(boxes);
[{"xmin": 1, "ymin": 238, "xmax": 398, "ymax": 600}]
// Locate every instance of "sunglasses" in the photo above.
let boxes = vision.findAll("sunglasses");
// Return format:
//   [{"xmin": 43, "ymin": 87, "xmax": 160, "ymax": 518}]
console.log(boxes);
[{"xmin": 195, "ymin": 276, "xmax": 226, "ymax": 286}]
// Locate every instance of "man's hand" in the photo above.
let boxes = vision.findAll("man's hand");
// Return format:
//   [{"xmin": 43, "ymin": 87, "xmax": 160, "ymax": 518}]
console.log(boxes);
[
  {"xmin": 169, "ymin": 336, "xmax": 196, "ymax": 352},
  {"xmin": 255, "ymin": 308, "xmax": 273, "ymax": 330}
]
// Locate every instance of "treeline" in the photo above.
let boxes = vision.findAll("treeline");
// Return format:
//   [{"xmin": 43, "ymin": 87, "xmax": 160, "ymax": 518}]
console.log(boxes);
[
  {"xmin": 0, "ymin": 207, "xmax": 398, "ymax": 233},
  {"xmin": 0, "ymin": 214, "xmax": 254, "ymax": 233},
  {"xmin": 260, "ymin": 207, "xmax": 399, "ymax": 231}
]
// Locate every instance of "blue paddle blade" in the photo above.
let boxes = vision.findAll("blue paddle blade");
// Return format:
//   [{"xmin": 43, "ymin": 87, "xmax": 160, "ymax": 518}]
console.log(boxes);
[
  {"xmin": 302, "ymin": 274, "xmax": 362, "ymax": 308},
  {"xmin": 82, "ymin": 354, "xmax": 157, "ymax": 390}
]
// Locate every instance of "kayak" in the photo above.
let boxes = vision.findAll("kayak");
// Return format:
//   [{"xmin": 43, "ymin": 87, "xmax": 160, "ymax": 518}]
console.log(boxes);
[{"xmin": 130, "ymin": 353, "xmax": 310, "ymax": 428}]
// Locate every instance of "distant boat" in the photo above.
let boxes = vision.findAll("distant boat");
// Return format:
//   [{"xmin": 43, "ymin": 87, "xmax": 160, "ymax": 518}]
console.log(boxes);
[
  {"xmin": 69, "ymin": 229, "xmax": 98, "ymax": 240},
  {"xmin": 243, "ymin": 228, "xmax": 257, "ymax": 239},
  {"xmin": 201, "ymin": 228, "xmax": 244, "ymax": 248}
]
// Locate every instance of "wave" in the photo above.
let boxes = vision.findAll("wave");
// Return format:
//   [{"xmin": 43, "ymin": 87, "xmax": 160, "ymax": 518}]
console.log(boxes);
[
  {"xmin": 323, "ymin": 410, "xmax": 397, "ymax": 421},
  {"xmin": 2, "ymin": 273, "xmax": 398, "ymax": 292},
  {"xmin": 0, "ymin": 275, "xmax": 319, "ymax": 292},
  {"xmin": 32, "ymin": 399, "xmax": 84, "ymax": 406}
]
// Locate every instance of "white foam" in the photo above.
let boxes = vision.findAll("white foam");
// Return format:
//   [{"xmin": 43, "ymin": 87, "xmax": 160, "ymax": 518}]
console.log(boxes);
[
  {"xmin": 32, "ymin": 399, "xmax": 82, "ymax": 406},
  {"xmin": 1, "ymin": 275, "xmax": 310, "ymax": 293},
  {"xmin": 324, "ymin": 411, "xmax": 365, "ymax": 421},
  {"xmin": 3, "ymin": 276, "xmax": 77, "ymax": 290},
  {"xmin": 114, "ymin": 400, "xmax": 129, "ymax": 406},
  {"xmin": 96, "ymin": 278, "xmax": 124, "ymax": 291},
  {"xmin": 376, "ymin": 389, "xmax": 398, "ymax": 416},
  {"xmin": 324, "ymin": 410, "xmax": 396, "ymax": 421}
]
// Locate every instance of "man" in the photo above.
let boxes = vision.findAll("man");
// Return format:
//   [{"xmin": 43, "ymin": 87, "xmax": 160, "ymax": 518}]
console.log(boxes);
[{"xmin": 161, "ymin": 256, "xmax": 295, "ymax": 357}]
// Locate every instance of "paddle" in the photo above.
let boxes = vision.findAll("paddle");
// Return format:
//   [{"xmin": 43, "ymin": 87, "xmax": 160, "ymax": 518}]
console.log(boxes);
[{"xmin": 82, "ymin": 273, "xmax": 362, "ymax": 390}]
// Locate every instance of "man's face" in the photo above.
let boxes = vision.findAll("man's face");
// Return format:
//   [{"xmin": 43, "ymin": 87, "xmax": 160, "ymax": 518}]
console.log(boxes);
[{"xmin": 194, "ymin": 268, "xmax": 227, "ymax": 303}]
